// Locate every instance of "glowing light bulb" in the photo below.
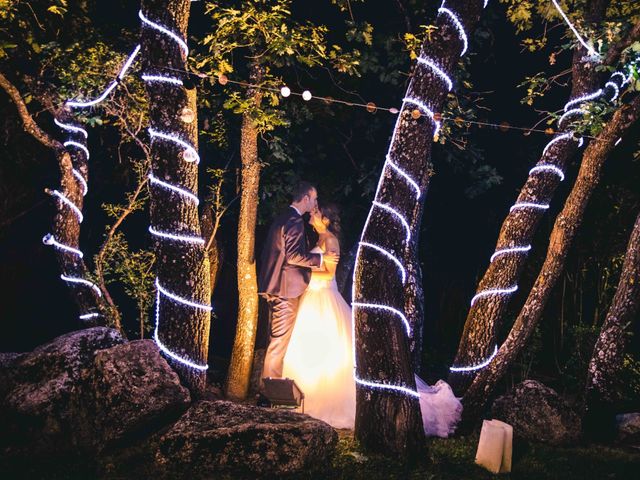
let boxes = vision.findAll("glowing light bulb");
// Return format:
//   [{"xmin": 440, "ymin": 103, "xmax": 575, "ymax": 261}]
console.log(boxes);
[
  {"xmin": 302, "ymin": 90, "xmax": 312, "ymax": 101},
  {"xmin": 280, "ymin": 86, "xmax": 291, "ymax": 97}
]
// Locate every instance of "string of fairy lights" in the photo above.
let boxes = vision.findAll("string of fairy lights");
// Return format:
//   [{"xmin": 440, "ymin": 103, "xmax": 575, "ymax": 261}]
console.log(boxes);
[
  {"xmin": 140, "ymin": 9, "xmax": 212, "ymax": 371},
  {"xmin": 449, "ymin": 0, "xmax": 638, "ymax": 373},
  {"xmin": 347, "ymin": 0, "xmax": 491, "ymax": 399}
]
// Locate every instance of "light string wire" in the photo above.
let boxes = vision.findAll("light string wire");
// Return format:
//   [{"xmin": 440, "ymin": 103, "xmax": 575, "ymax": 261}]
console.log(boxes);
[
  {"xmin": 350, "ymin": 0, "xmax": 489, "ymax": 398},
  {"xmin": 449, "ymin": 64, "xmax": 635, "ymax": 372},
  {"xmin": 550, "ymin": 0, "xmax": 599, "ymax": 58},
  {"xmin": 141, "ymin": 9, "xmax": 210, "ymax": 371},
  {"xmin": 153, "ymin": 63, "xmax": 608, "ymax": 140},
  {"xmin": 46, "ymin": 45, "xmax": 141, "ymax": 321}
]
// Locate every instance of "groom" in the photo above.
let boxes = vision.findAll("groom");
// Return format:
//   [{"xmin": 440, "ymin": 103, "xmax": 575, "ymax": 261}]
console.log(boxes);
[{"xmin": 257, "ymin": 181, "xmax": 339, "ymax": 393}]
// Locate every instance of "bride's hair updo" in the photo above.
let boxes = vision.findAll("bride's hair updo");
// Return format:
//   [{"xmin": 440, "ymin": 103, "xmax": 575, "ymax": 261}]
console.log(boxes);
[{"xmin": 318, "ymin": 201, "xmax": 341, "ymax": 239}]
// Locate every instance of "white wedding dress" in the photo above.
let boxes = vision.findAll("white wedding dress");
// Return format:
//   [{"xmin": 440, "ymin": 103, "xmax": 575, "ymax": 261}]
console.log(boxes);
[{"xmin": 283, "ymin": 246, "xmax": 462, "ymax": 436}]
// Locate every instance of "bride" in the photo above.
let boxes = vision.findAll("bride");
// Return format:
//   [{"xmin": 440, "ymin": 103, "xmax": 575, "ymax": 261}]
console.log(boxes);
[{"xmin": 282, "ymin": 203, "xmax": 462, "ymax": 436}]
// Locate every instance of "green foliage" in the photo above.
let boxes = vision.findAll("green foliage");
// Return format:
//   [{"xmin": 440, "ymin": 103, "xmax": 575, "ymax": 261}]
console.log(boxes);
[
  {"xmin": 196, "ymin": 0, "xmax": 363, "ymax": 133},
  {"xmin": 96, "ymin": 230, "xmax": 155, "ymax": 336},
  {"xmin": 0, "ymin": 1, "xmax": 69, "ymax": 59}
]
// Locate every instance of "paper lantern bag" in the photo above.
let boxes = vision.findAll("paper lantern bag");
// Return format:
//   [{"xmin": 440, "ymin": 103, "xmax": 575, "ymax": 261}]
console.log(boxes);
[{"xmin": 475, "ymin": 419, "xmax": 513, "ymax": 474}]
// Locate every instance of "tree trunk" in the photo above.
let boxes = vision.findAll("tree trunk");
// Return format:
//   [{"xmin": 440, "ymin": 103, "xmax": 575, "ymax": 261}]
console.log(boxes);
[
  {"xmin": 141, "ymin": 0, "xmax": 211, "ymax": 397},
  {"xmin": 405, "ymin": 261, "xmax": 424, "ymax": 372},
  {"xmin": 201, "ymin": 204, "xmax": 224, "ymax": 293},
  {"xmin": 448, "ymin": 1, "xmax": 610, "ymax": 395},
  {"xmin": 353, "ymin": 0, "xmax": 485, "ymax": 458},
  {"xmin": 584, "ymin": 210, "xmax": 640, "ymax": 437},
  {"xmin": 226, "ymin": 63, "xmax": 264, "ymax": 400},
  {"xmin": 0, "ymin": 72, "xmax": 111, "ymax": 327},
  {"xmin": 459, "ymin": 95, "xmax": 640, "ymax": 429}
]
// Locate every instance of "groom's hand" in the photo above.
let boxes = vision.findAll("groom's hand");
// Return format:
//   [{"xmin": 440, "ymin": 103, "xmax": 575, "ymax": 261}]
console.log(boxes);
[{"xmin": 325, "ymin": 251, "xmax": 340, "ymax": 264}]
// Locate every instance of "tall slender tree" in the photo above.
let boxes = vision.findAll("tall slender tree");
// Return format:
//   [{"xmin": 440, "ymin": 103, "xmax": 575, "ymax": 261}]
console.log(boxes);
[
  {"xmin": 584, "ymin": 209, "xmax": 640, "ymax": 436},
  {"xmin": 353, "ymin": 0, "xmax": 485, "ymax": 457},
  {"xmin": 140, "ymin": 0, "xmax": 211, "ymax": 396}
]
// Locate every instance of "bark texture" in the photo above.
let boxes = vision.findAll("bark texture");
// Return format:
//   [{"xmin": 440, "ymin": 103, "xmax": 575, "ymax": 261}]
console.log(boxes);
[
  {"xmin": 448, "ymin": 1, "xmax": 610, "ymax": 395},
  {"xmin": 226, "ymin": 63, "xmax": 264, "ymax": 400},
  {"xmin": 353, "ymin": 0, "xmax": 485, "ymax": 458},
  {"xmin": 0, "ymin": 72, "xmax": 109, "ymax": 326},
  {"xmin": 460, "ymin": 95, "xmax": 640, "ymax": 428},
  {"xmin": 584, "ymin": 209, "xmax": 640, "ymax": 434},
  {"xmin": 141, "ymin": 0, "xmax": 211, "ymax": 396}
]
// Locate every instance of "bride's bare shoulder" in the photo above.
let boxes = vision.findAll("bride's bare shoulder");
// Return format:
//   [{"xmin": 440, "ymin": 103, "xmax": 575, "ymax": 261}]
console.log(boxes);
[{"xmin": 325, "ymin": 233, "xmax": 340, "ymax": 252}]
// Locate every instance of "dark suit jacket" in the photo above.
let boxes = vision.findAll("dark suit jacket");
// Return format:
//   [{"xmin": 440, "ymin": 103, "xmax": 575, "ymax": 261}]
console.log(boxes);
[{"xmin": 258, "ymin": 207, "xmax": 322, "ymax": 299}]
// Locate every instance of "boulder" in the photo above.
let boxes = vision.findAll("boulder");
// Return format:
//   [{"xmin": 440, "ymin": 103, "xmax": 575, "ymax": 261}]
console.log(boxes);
[
  {"xmin": 86, "ymin": 340, "xmax": 191, "ymax": 448},
  {"xmin": 0, "ymin": 352, "xmax": 25, "ymax": 401},
  {"xmin": 615, "ymin": 413, "xmax": 640, "ymax": 444},
  {"xmin": 0, "ymin": 327, "xmax": 125, "ymax": 457},
  {"xmin": 491, "ymin": 380, "xmax": 581, "ymax": 445},
  {"xmin": 154, "ymin": 400, "xmax": 338, "ymax": 478}
]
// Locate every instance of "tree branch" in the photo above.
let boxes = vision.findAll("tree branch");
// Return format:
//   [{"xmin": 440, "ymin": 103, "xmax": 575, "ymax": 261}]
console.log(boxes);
[{"xmin": 0, "ymin": 72, "xmax": 63, "ymax": 151}]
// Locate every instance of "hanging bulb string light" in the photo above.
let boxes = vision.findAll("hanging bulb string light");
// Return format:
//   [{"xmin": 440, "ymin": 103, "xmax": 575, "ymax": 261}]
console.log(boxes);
[
  {"xmin": 449, "ymin": 67, "xmax": 634, "ymax": 373},
  {"xmin": 140, "ymin": 9, "xmax": 210, "ymax": 371},
  {"xmin": 350, "ymin": 0, "xmax": 489, "ymax": 397},
  {"xmin": 150, "ymin": 63, "xmax": 617, "ymax": 141}
]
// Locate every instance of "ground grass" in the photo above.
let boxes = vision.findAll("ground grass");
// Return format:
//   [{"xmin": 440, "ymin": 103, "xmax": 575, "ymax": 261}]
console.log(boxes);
[{"xmin": 307, "ymin": 430, "xmax": 640, "ymax": 480}]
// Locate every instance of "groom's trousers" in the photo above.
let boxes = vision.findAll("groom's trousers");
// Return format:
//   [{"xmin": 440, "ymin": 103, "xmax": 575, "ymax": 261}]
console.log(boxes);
[{"xmin": 261, "ymin": 294, "xmax": 301, "ymax": 381}]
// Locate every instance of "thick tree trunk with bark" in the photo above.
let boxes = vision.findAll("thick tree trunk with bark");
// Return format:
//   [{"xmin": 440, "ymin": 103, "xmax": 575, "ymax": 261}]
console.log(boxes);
[
  {"xmin": 141, "ymin": 0, "xmax": 211, "ymax": 397},
  {"xmin": 584, "ymin": 210, "xmax": 640, "ymax": 436},
  {"xmin": 226, "ymin": 63, "xmax": 264, "ymax": 400},
  {"xmin": 448, "ymin": 1, "xmax": 610, "ymax": 395},
  {"xmin": 0, "ymin": 72, "xmax": 111, "ymax": 327},
  {"xmin": 353, "ymin": 0, "xmax": 484, "ymax": 458},
  {"xmin": 459, "ymin": 95, "xmax": 640, "ymax": 428}
]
